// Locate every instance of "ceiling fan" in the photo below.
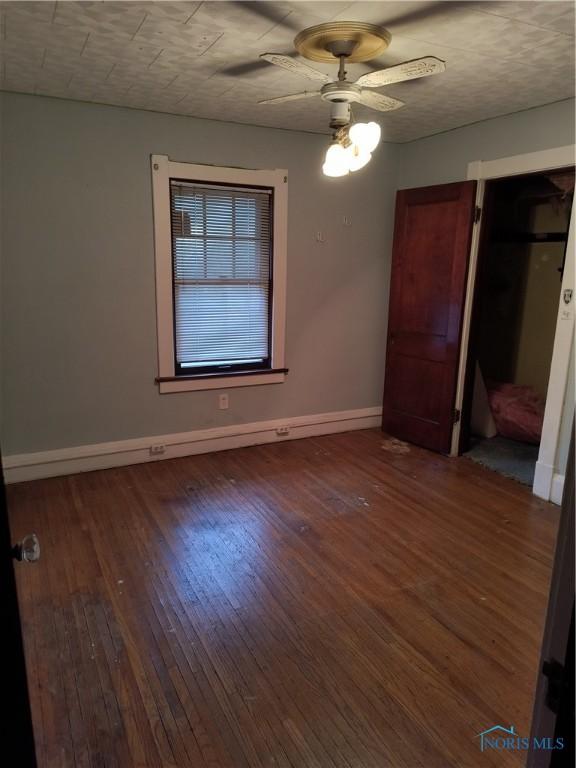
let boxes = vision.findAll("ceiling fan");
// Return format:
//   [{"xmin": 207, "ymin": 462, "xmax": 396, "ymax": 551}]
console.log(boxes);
[
  {"xmin": 257, "ymin": 22, "xmax": 446, "ymax": 129},
  {"xmin": 255, "ymin": 21, "xmax": 446, "ymax": 176}
]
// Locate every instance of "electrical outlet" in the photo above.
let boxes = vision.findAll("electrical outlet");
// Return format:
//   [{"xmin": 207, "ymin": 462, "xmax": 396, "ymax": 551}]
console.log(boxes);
[
  {"xmin": 219, "ymin": 393, "xmax": 229, "ymax": 410},
  {"xmin": 149, "ymin": 444, "xmax": 166, "ymax": 456},
  {"xmin": 276, "ymin": 426, "xmax": 290, "ymax": 436}
]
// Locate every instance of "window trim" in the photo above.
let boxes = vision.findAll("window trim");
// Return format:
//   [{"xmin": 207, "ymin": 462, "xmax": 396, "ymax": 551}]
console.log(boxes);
[{"xmin": 151, "ymin": 155, "xmax": 288, "ymax": 393}]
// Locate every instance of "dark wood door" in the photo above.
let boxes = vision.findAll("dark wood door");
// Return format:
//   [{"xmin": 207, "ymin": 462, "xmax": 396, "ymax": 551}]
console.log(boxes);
[{"xmin": 382, "ymin": 181, "xmax": 477, "ymax": 453}]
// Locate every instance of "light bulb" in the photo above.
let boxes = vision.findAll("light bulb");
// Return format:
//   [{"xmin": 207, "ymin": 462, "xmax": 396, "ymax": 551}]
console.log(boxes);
[
  {"xmin": 348, "ymin": 122, "xmax": 381, "ymax": 153},
  {"xmin": 345, "ymin": 143, "xmax": 371, "ymax": 172},
  {"xmin": 322, "ymin": 142, "xmax": 350, "ymax": 177},
  {"xmin": 322, "ymin": 162, "xmax": 348, "ymax": 177}
]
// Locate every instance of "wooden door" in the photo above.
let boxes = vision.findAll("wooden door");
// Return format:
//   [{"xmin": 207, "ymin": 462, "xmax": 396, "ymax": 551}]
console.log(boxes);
[{"xmin": 382, "ymin": 181, "xmax": 476, "ymax": 453}]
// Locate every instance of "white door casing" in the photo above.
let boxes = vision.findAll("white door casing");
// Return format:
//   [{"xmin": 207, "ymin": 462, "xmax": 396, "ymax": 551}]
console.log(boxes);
[{"xmin": 451, "ymin": 146, "xmax": 575, "ymax": 504}]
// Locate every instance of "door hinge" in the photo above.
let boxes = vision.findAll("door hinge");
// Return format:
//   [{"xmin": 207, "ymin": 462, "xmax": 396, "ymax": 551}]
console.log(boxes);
[
  {"xmin": 474, "ymin": 205, "xmax": 482, "ymax": 223},
  {"xmin": 453, "ymin": 408, "xmax": 461, "ymax": 424}
]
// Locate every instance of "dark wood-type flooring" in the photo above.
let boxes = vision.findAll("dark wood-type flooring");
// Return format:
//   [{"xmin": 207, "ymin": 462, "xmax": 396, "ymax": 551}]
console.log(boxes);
[{"xmin": 8, "ymin": 429, "xmax": 560, "ymax": 768}]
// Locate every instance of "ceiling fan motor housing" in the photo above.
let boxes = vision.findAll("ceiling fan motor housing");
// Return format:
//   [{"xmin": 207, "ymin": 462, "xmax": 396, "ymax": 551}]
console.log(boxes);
[
  {"xmin": 328, "ymin": 101, "xmax": 351, "ymax": 128},
  {"xmin": 321, "ymin": 82, "xmax": 361, "ymax": 127},
  {"xmin": 321, "ymin": 82, "xmax": 362, "ymax": 103}
]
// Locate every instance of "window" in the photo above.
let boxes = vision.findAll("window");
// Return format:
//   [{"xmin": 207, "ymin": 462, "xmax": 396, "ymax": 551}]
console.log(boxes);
[
  {"xmin": 171, "ymin": 181, "xmax": 272, "ymax": 375},
  {"xmin": 151, "ymin": 156, "xmax": 287, "ymax": 393}
]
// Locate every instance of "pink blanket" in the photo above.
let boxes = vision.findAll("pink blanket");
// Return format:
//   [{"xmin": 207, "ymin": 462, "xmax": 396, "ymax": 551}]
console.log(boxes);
[{"xmin": 486, "ymin": 381, "xmax": 544, "ymax": 445}]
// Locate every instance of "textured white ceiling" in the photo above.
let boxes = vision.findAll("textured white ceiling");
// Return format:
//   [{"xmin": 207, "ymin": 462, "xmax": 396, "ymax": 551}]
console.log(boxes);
[{"xmin": 0, "ymin": 1, "xmax": 574, "ymax": 142}]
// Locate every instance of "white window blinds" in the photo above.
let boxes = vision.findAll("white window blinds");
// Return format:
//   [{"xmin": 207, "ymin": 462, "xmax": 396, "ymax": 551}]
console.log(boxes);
[{"xmin": 170, "ymin": 180, "xmax": 273, "ymax": 374}]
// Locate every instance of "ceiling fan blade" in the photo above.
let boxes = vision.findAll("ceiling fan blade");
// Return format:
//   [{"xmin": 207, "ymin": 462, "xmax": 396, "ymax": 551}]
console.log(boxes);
[
  {"xmin": 260, "ymin": 53, "xmax": 331, "ymax": 83},
  {"xmin": 258, "ymin": 91, "xmax": 320, "ymax": 105},
  {"xmin": 357, "ymin": 90, "xmax": 405, "ymax": 112},
  {"xmin": 356, "ymin": 57, "xmax": 446, "ymax": 88}
]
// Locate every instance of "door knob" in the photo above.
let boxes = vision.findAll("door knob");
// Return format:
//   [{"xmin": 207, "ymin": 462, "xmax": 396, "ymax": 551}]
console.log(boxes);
[{"xmin": 12, "ymin": 533, "xmax": 40, "ymax": 563}]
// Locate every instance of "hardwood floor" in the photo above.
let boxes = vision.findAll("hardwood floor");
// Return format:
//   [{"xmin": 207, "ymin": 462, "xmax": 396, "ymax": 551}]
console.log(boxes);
[{"xmin": 8, "ymin": 429, "xmax": 559, "ymax": 768}]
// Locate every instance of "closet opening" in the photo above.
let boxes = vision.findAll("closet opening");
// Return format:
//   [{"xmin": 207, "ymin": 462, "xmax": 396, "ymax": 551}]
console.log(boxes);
[{"xmin": 461, "ymin": 168, "xmax": 574, "ymax": 486}]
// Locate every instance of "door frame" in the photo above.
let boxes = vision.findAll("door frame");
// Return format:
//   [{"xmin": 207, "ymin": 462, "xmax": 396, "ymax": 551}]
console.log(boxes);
[
  {"xmin": 450, "ymin": 145, "xmax": 575, "ymax": 505},
  {"xmin": 527, "ymin": 432, "xmax": 574, "ymax": 767}
]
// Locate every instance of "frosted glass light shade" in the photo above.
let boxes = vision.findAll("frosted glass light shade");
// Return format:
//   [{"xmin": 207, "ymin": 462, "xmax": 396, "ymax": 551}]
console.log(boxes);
[
  {"xmin": 348, "ymin": 122, "xmax": 381, "ymax": 153},
  {"xmin": 322, "ymin": 163, "xmax": 349, "ymax": 177},
  {"xmin": 346, "ymin": 143, "xmax": 371, "ymax": 172},
  {"xmin": 323, "ymin": 143, "xmax": 350, "ymax": 177}
]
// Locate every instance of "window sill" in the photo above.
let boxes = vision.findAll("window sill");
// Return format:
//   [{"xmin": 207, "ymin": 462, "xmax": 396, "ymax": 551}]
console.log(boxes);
[{"xmin": 156, "ymin": 369, "xmax": 288, "ymax": 393}]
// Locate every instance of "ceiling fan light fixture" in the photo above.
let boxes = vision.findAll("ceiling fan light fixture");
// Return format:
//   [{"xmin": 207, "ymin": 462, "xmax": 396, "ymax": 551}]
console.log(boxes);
[
  {"xmin": 323, "ymin": 142, "xmax": 350, "ymax": 177},
  {"xmin": 345, "ymin": 143, "xmax": 371, "ymax": 172},
  {"xmin": 322, "ymin": 162, "xmax": 349, "ymax": 178},
  {"xmin": 323, "ymin": 121, "xmax": 381, "ymax": 177},
  {"xmin": 348, "ymin": 121, "xmax": 381, "ymax": 153}
]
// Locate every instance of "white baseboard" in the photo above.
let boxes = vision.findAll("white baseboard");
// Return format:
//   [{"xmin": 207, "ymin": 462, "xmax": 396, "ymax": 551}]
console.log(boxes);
[
  {"xmin": 550, "ymin": 473, "xmax": 565, "ymax": 506},
  {"xmin": 533, "ymin": 460, "xmax": 554, "ymax": 501},
  {"xmin": 2, "ymin": 407, "xmax": 383, "ymax": 484},
  {"xmin": 533, "ymin": 460, "xmax": 565, "ymax": 505}
]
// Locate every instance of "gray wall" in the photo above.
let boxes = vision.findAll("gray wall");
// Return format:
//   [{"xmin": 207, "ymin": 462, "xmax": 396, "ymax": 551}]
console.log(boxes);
[
  {"xmin": 399, "ymin": 99, "xmax": 575, "ymax": 188},
  {"xmin": 1, "ymin": 93, "xmax": 574, "ymax": 465},
  {"xmin": 0, "ymin": 93, "xmax": 399, "ymax": 453}
]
